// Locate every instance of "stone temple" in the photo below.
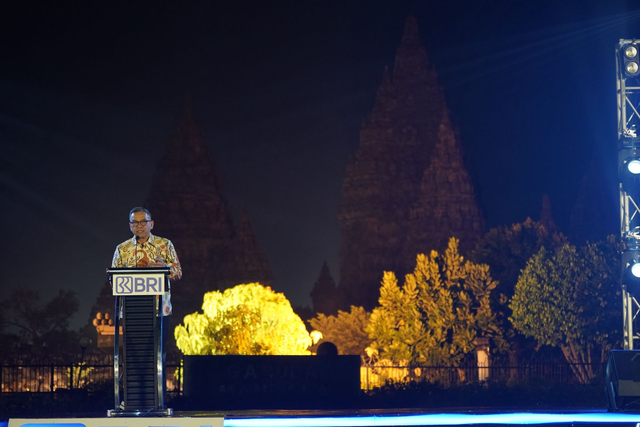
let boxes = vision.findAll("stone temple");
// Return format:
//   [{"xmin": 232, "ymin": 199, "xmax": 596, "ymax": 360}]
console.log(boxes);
[
  {"xmin": 146, "ymin": 100, "xmax": 273, "ymax": 322},
  {"xmin": 90, "ymin": 101, "xmax": 273, "ymax": 349},
  {"xmin": 93, "ymin": 17, "xmax": 484, "ymax": 327},
  {"xmin": 333, "ymin": 17, "xmax": 484, "ymax": 311}
]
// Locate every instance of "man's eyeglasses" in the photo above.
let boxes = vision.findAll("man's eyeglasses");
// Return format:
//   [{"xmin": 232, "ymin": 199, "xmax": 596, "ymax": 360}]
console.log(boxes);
[{"xmin": 130, "ymin": 220, "xmax": 150, "ymax": 226}]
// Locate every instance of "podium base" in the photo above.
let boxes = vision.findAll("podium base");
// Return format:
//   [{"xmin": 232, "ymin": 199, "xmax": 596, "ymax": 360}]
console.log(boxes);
[{"xmin": 107, "ymin": 408, "xmax": 173, "ymax": 417}]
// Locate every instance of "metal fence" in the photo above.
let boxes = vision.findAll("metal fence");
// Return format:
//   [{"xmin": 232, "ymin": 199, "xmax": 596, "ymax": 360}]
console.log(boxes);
[
  {"xmin": 0, "ymin": 362, "xmax": 183, "ymax": 396},
  {"xmin": 0, "ymin": 360, "xmax": 603, "ymax": 394},
  {"xmin": 360, "ymin": 362, "xmax": 605, "ymax": 390}
]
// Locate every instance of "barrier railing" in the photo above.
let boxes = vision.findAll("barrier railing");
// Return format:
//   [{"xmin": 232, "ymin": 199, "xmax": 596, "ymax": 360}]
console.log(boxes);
[
  {"xmin": 0, "ymin": 361, "xmax": 603, "ymax": 394},
  {"xmin": 360, "ymin": 363, "xmax": 605, "ymax": 390},
  {"xmin": 0, "ymin": 362, "xmax": 183, "ymax": 395}
]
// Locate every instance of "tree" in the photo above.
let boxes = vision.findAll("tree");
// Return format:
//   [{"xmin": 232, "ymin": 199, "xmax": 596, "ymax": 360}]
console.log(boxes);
[
  {"xmin": 0, "ymin": 288, "xmax": 80, "ymax": 357},
  {"xmin": 175, "ymin": 283, "xmax": 313, "ymax": 355},
  {"xmin": 471, "ymin": 218, "xmax": 568, "ymax": 304},
  {"xmin": 367, "ymin": 238, "xmax": 505, "ymax": 376},
  {"xmin": 470, "ymin": 219, "xmax": 568, "ymax": 362},
  {"xmin": 510, "ymin": 237, "xmax": 622, "ymax": 383},
  {"xmin": 309, "ymin": 306, "xmax": 371, "ymax": 355}
]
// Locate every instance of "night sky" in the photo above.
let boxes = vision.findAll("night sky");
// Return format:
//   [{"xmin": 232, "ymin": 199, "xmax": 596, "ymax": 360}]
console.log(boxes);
[{"xmin": 2, "ymin": 1, "xmax": 639, "ymax": 329}]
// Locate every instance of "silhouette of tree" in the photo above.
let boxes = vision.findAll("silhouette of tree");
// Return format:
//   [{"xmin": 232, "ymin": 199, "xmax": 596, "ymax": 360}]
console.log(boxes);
[{"xmin": 0, "ymin": 288, "xmax": 80, "ymax": 358}]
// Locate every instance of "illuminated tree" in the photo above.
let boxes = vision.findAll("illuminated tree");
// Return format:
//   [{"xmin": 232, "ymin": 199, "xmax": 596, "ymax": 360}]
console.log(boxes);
[
  {"xmin": 175, "ymin": 283, "xmax": 312, "ymax": 355},
  {"xmin": 510, "ymin": 237, "xmax": 622, "ymax": 384},
  {"xmin": 367, "ymin": 238, "xmax": 505, "ymax": 373},
  {"xmin": 309, "ymin": 306, "xmax": 371, "ymax": 355}
]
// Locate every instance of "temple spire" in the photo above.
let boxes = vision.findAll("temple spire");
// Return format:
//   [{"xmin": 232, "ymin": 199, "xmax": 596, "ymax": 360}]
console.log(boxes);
[
  {"xmin": 338, "ymin": 17, "xmax": 474, "ymax": 310},
  {"xmin": 229, "ymin": 209, "xmax": 274, "ymax": 287},
  {"xmin": 311, "ymin": 261, "xmax": 340, "ymax": 315},
  {"xmin": 538, "ymin": 194, "xmax": 557, "ymax": 233},
  {"xmin": 165, "ymin": 96, "xmax": 211, "ymax": 159},
  {"xmin": 145, "ymin": 98, "xmax": 266, "ymax": 321},
  {"xmin": 408, "ymin": 109, "xmax": 484, "ymax": 255},
  {"xmin": 394, "ymin": 17, "xmax": 426, "ymax": 71}
]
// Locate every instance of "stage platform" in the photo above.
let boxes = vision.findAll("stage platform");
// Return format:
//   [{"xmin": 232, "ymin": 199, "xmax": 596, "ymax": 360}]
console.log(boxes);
[{"xmin": 5, "ymin": 408, "xmax": 640, "ymax": 427}]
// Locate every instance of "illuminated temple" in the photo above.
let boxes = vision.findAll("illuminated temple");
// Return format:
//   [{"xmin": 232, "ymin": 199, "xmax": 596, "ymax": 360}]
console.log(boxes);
[{"xmin": 333, "ymin": 17, "xmax": 484, "ymax": 311}]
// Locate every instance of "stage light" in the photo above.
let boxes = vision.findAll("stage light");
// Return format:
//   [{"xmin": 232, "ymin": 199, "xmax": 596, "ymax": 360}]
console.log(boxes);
[
  {"xmin": 628, "ymin": 159, "xmax": 640, "ymax": 174},
  {"xmin": 632, "ymin": 262, "xmax": 640, "ymax": 278},
  {"xmin": 624, "ymin": 124, "xmax": 638, "ymax": 140},
  {"xmin": 619, "ymin": 147, "xmax": 640, "ymax": 193},
  {"xmin": 623, "ymin": 227, "xmax": 640, "ymax": 294},
  {"xmin": 621, "ymin": 42, "xmax": 640, "ymax": 77}
]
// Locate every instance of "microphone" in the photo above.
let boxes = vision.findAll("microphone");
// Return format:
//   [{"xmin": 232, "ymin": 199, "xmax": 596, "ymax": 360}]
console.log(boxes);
[{"xmin": 135, "ymin": 235, "xmax": 140, "ymax": 267}]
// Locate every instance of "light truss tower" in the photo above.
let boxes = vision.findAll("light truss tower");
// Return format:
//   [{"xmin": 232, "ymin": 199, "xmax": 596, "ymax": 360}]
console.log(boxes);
[{"xmin": 617, "ymin": 39, "xmax": 640, "ymax": 349}]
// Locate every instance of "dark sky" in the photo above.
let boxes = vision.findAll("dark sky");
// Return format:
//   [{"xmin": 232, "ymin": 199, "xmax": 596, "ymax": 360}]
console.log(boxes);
[{"xmin": 2, "ymin": 0, "xmax": 639, "ymax": 329}]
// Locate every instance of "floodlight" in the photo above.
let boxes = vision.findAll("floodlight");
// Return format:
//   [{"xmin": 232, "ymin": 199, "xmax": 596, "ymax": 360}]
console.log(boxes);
[
  {"xmin": 621, "ymin": 43, "xmax": 640, "ymax": 77},
  {"xmin": 632, "ymin": 262, "xmax": 640, "ymax": 278},
  {"xmin": 625, "ymin": 45, "xmax": 638, "ymax": 59},
  {"xmin": 619, "ymin": 147, "xmax": 640, "ymax": 193},
  {"xmin": 628, "ymin": 159, "xmax": 640, "ymax": 174},
  {"xmin": 623, "ymin": 229, "xmax": 640, "ymax": 293},
  {"xmin": 623, "ymin": 253, "xmax": 640, "ymax": 293}
]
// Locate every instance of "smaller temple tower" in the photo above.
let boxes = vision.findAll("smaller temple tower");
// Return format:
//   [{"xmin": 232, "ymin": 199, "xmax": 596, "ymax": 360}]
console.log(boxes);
[{"xmin": 311, "ymin": 262, "xmax": 340, "ymax": 315}]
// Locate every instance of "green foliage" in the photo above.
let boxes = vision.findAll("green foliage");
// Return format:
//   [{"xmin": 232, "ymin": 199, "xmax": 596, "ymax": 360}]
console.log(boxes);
[
  {"xmin": 175, "ymin": 283, "xmax": 313, "ymax": 355},
  {"xmin": 309, "ymin": 306, "xmax": 371, "ymax": 355},
  {"xmin": 510, "ymin": 236, "xmax": 622, "ymax": 383},
  {"xmin": 367, "ymin": 238, "xmax": 505, "ymax": 367},
  {"xmin": 471, "ymin": 218, "xmax": 568, "ymax": 302},
  {"xmin": 470, "ymin": 219, "xmax": 568, "ymax": 358}
]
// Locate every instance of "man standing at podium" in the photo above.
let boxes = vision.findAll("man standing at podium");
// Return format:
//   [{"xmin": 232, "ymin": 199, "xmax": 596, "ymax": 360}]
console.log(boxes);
[
  {"xmin": 111, "ymin": 207, "xmax": 181, "ymax": 411},
  {"xmin": 111, "ymin": 207, "xmax": 182, "ymax": 315}
]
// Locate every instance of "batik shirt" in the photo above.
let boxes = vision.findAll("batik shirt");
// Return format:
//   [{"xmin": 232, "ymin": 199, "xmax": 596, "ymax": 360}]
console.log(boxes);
[{"xmin": 111, "ymin": 233, "xmax": 182, "ymax": 316}]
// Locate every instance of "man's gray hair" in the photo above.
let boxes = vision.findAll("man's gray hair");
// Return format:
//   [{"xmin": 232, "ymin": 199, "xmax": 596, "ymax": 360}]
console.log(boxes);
[{"xmin": 129, "ymin": 207, "xmax": 152, "ymax": 219}]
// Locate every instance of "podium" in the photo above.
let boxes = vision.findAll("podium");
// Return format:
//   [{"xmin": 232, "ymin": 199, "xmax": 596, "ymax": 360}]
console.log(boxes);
[{"xmin": 106, "ymin": 267, "xmax": 172, "ymax": 417}]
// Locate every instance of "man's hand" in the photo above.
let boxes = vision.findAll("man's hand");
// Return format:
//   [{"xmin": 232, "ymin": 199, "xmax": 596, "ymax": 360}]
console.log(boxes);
[{"xmin": 150, "ymin": 255, "xmax": 166, "ymax": 267}]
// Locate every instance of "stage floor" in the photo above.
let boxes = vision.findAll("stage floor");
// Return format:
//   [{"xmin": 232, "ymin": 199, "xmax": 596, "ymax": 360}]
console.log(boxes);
[{"xmin": 5, "ymin": 408, "xmax": 640, "ymax": 427}]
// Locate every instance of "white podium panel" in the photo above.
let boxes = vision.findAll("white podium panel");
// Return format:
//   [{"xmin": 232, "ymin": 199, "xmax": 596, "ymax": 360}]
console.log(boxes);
[{"xmin": 110, "ymin": 268, "xmax": 169, "ymax": 296}]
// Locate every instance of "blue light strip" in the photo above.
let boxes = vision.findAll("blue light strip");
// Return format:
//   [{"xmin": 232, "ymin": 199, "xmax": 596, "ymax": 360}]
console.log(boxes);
[
  {"xmin": 19, "ymin": 425, "xmax": 84, "ymax": 427},
  {"xmin": 6, "ymin": 412, "xmax": 640, "ymax": 427},
  {"xmin": 224, "ymin": 412, "xmax": 640, "ymax": 426}
]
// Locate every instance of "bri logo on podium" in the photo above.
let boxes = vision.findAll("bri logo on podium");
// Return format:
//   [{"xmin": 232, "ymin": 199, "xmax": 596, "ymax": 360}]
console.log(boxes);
[{"xmin": 113, "ymin": 275, "xmax": 164, "ymax": 295}]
